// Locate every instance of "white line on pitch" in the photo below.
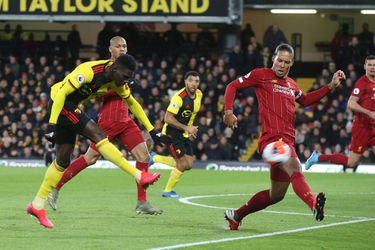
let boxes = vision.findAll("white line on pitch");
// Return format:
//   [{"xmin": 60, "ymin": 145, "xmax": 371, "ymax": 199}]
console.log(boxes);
[
  {"xmin": 178, "ymin": 194, "xmax": 374, "ymax": 220},
  {"xmin": 148, "ymin": 218, "xmax": 375, "ymax": 250}
]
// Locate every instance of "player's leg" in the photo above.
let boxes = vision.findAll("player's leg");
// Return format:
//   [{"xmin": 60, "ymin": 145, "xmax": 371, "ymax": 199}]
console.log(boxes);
[
  {"xmin": 284, "ymin": 157, "xmax": 326, "ymax": 221},
  {"xmin": 27, "ymin": 139, "xmax": 75, "ymax": 228},
  {"xmin": 48, "ymin": 145, "xmax": 100, "ymax": 211},
  {"xmin": 163, "ymin": 139, "xmax": 193, "ymax": 197},
  {"xmin": 346, "ymin": 151, "xmax": 362, "ymax": 172},
  {"xmin": 224, "ymin": 166, "xmax": 290, "ymax": 230},
  {"xmin": 81, "ymin": 120, "xmax": 159, "ymax": 186},
  {"xmin": 117, "ymin": 121, "xmax": 162, "ymax": 214},
  {"xmin": 151, "ymin": 154, "xmax": 177, "ymax": 167},
  {"xmin": 56, "ymin": 146, "xmax": 100, "ymax": 191}
]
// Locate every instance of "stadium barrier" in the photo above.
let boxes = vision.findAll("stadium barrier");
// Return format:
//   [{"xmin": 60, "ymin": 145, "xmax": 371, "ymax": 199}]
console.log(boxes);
[{"xmin": 0, "ymin": 159, "xmax": 374, "ymax": 174}]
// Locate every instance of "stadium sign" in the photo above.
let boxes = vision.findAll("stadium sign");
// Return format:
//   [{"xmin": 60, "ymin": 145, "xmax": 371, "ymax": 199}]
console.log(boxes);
[{"xmin": 0, "ymin": 0, "xmax": 243, "ymax": 24}]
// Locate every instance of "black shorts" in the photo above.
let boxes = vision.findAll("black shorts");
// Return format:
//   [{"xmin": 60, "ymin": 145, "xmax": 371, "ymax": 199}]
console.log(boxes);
[
  {"xmin": 48, "ymin": 100, "xmax": 92, "ymax": 145},
  {"xmin": 167, "ymin": 135, "xmax": 193, "ymax": 159}
]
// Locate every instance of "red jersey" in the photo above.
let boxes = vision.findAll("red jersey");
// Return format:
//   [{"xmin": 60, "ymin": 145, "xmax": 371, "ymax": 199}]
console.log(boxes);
[
  {"xmin": 98, "ymin": 92, "xmax": 130, "ymax": 123},
  {"xmin": 225, "ymin": 68, "xmax": 303, "ymax": 139},
  {"xmin": 351, "ymin": 75, "xmax": 375, "ymax": 127}
]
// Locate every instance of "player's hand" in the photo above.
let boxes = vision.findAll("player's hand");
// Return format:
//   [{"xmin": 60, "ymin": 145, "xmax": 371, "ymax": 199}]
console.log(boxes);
[
  {"xmin": 328, "ymin": 70, "xmax": 346, "ymax": 89},
  {"xmin": 368, "ymin": 111, "xmax": 375, "ymax": 120},
  {"xmin": 45, "ymin": 123, "xmax": 56, "ymax": 146},
  {"xmin": 149, "ymin": 129, "xmax": 168, "ymax": 146},
  {"xmin": 186, "ymin": 125, "xmax": 199, "ymax": 139},
  {"xmin": 223, "ymin": 110, "xmax": 238, "ymax": 129}
]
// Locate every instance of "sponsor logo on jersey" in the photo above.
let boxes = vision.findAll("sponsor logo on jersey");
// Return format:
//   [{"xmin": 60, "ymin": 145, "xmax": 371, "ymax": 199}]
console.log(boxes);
[
  {"xmin": 172, "ymin": 102, "xmax": 178, "ymax": 109},
  {"xmin": 182, "ymin": 110, "xmax": 192, "ymax": 118},
  {"xmin": 272, "ymin": 84, "xmax": 294, "ymax": 97},
  {"xmin": 353, "ymin": 88, "xmax": 360, "ymax": 95}
]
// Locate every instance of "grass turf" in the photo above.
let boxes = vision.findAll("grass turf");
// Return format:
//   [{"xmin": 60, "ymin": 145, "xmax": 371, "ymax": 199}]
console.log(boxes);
[{"xmin": 0, "ymin": 167, "xmax": 374, "ymax": 250}]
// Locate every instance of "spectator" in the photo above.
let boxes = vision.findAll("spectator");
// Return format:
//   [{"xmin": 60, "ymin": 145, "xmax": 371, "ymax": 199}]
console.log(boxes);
[
  {"xmin": 67, "ymin": 24, "xmax": 82, "ymax": 62},
  {"xmin": 263, "ymin": 24, "xmax": 288, "ymax": 54},
  {"xmin": 240, "ymin": 23, "xmax": 255, "ymax": 50}
]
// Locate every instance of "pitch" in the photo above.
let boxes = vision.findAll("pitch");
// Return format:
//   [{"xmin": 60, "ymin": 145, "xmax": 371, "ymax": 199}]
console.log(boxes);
[{"xmin": 1, "ymin": 167, "xmax": 374, "ymax": 249}]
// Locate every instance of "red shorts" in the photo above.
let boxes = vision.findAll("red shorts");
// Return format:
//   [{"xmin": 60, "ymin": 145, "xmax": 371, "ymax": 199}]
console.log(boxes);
[
  {"xmin": 258, "ymin": 134, "xmax": 296, "ymax": 182},
  {"xmin": 90, "ymin": 119, "xmax": 144, "ymax": 152},
  {"xmin": 349, "ymin": 124, "xmax": 375, "ymax": 154}
]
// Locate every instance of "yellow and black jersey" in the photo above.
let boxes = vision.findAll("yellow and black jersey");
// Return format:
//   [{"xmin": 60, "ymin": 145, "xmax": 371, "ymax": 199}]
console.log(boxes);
[
  {"xmin": 162, "ymin": 87, "xmax": 203, "ymax": 138},
  {"xmin": 49, "ymin": 59, "xmax": 131, "ymax": 124}
]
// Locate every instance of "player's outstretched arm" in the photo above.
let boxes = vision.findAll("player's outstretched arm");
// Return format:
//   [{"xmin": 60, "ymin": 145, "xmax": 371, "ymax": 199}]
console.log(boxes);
[
  {"xmin": 297, "ymin": 70, "xmax": 345, "ymax": 107},
  {"xmin": 124, "ymin": 94, "xmax": 154, "ymax": 132}
]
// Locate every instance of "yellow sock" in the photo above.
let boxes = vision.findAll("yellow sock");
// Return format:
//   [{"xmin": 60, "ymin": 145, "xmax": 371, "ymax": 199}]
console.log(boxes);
[
  {"xmin": 164, "ymin": 168, "xmax": 183, "ymax": 192},
  {"xmin": 33, "ymin": 160, "xmax": 64, "ymax": 209},
  {"xmin": 96, "ymin": 138, "xmax": 140, "ymax": 180},
  {"xmin": 154, "ymin": 155, "xmax": 176, "ymax": 167}
]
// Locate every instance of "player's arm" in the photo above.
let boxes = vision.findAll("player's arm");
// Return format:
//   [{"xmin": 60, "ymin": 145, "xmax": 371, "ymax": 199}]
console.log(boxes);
[
  {"xmin": 124, "ymin": 94, "xmax": 154, "ymax": 132},
  {"xmin": 224, "ymin": 69, "xmax": 263, "ymax": 128},
  {"xmin": 165, "ymin": 95, "xmax": 198, "ymax": 138},
  {"xmin": 348, "ymin": 95, "xmax": 375, "ymax": 119},
  {"xmin": 49, "ymin": 64, "xmax": 93, "ymax": 124},
  {"xmin": 297, "ymin": 70, "xmax": 346, "ymax": 107},
  {"xmin": 48, "ymin": 82, "xmax": 76, "ymax": 124}
]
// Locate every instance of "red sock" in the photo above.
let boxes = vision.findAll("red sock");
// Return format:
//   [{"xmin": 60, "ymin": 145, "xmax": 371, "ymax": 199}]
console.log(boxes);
[
  {"xmin": 291, "ymin": 172, "xmax": 314, "ymax": 210},
  {"xmin": 318, "ymin": 154, "xmax": 348, "ymax": 165},
  {"xmin": 236, "ymin": 189, "xmax": 271, "ymax": 221},
  {"xmin": 55, "ymin": 156, "xmax": 88, "ymax": 191},
  {"xmin": 136, "ymin": 162, "xmax": 148, "ymax": 201}
]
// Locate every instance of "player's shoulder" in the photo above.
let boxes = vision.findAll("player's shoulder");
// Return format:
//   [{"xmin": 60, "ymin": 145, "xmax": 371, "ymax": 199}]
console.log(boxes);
[
  {"xmin": 175, "ymin": 88, "xmax": 187, "ymax": 99},
  {"xmin": 355, "ymin": 75, "xmax": 368, "ymax": 86},
  {"xmin": 196, "ymin": 89, "xmax": 203, "ymax": 97},
  {"xmin": 249, "ymin": 68, "xmax": 274, "ymax": 79},
  {"xmin": 286, "ymin": 76, "xmax": 297, "ymax": 86}
]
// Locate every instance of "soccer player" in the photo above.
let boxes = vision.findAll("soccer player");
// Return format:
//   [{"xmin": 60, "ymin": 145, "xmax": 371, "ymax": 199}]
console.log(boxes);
[
  {"xmin": 223, "ymin": 43, "xmax": 345, "ymax": 230},
  {"xmin": 47, "ymin": 36, "xmax": 162, "ymax": 215},
  {"xmin": 305, "ymin": 55, "xmax": 375, "ymax": 172},
  {"xmin": 26, "ymin": 53, "xmax": 164, "ymax": 229},
  {"xmin": 161, "ymin": 71, "xmax": 202, "ymax": 198}
]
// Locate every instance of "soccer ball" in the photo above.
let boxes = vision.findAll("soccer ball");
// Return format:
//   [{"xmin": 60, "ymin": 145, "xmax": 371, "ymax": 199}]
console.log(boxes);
[{"xmin": 262, "ymin": 141, "xmax": 291, "ymax": 165}]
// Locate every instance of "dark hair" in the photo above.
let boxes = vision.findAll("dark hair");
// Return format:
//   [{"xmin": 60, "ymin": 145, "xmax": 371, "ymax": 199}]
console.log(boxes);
[
  {"xmin": 274, "ymin": 43, "xmax": 294, "ymax": 56},
  {"xmin": 365, "ymin": 55, "xmax": 375, "ymax": 63},
  {"xmin": 115, "ymin": 54, "xmax": 136, "ymax": 71},
  {"xmin": 184, "ymin": 71, "xmax": 200, "ymax": 80}
]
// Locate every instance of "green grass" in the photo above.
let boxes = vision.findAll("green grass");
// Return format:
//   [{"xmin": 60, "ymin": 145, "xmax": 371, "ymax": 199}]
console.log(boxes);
[{"xmin": 0, "ymin": 167, "xmax": 374, "ymax": 250}]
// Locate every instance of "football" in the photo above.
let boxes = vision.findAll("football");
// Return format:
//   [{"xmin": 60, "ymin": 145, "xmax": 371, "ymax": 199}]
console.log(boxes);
[{"xmin": 262, "ymin": 141, "xmax": 291, "ymax": 165}]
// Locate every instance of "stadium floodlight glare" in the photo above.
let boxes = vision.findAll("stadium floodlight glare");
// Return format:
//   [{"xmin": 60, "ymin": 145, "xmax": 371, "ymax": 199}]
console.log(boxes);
[
  {"xmin": 270, "ymin": 9, "xmax": 317, "ymax": 14},
  {"xmin": 361, "ymin": 10, "xmax": 375, "ymax": 14}
]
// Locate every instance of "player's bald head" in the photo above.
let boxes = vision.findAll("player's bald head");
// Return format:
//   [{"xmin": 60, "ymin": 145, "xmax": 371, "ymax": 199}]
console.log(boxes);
[{"xmin": 110, "ymin": 36, "xmax": 126, "ymax": 46}]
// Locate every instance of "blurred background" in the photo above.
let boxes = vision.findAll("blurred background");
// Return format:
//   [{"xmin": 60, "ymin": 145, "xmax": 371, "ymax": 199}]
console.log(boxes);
[{"xmin": 0, "ymin": 0, "xmax": 374, "ymax": 167}]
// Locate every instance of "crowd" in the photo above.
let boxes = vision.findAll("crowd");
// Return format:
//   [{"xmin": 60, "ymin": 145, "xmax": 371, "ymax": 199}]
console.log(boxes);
[{"xmin": 0, "ymin": 22, "xmax": 374, "ymax": 163}]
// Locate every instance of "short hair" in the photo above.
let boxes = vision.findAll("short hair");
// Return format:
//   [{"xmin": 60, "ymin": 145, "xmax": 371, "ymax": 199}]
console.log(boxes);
[
  {"xmin": 109, "ymin": 36, "xmax": 126, "ymax": 47},
  {"xmin": 184, "ymin": 71, "xmax": 200, "ymax": 80},
  {"xmin": 365, "ymin": 55, "xmax": 375, "ymax": 63},
  {"xmin": 115, "ymin": 54, "xmax": 136, "ymax": 71},
  {"xmin": 274, "ymin": 43, "xmax": 294, "ymax": 56}
]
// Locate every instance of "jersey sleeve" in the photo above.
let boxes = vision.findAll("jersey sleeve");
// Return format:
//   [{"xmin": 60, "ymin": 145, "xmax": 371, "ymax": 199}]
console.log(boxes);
[
  {"xmin": 65, "ymin": 63, "xmax": 94, "ymax": 90},
  {"xmin": 224, "ymin": 68, "xmax": 264, "ymax": 110},
  {"xmin": 351, "ymin": 81, "xmax": 364, "ymax": 99},
  {"xmin": 167, "ymin": 95, "xmax": 183, "ymax": 115},
  {"xmin": 113, "ymin": 84, "xmax": 131, "ymax": 99},
  {"xmin": 234, "ymin": 68, "xmax": 264, "ymax": 88}
]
